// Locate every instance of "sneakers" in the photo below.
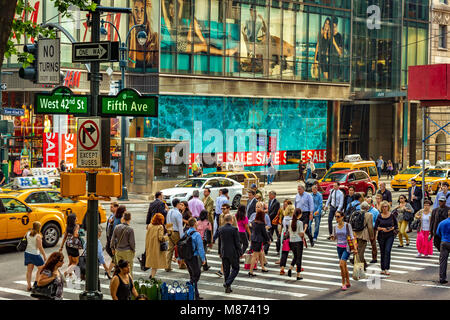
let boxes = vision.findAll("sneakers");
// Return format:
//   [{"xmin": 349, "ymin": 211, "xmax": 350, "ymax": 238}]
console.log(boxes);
[
  {"xmin": 216, "ymin": 271, "xmax": 223, "ymax": 277},
  {"xmin": 416, "ymin": 253, "xmax": 423, "ymax": 258}
]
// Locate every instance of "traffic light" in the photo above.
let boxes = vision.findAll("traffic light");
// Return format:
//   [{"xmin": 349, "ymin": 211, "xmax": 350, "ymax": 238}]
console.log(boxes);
[{"xmin": 18, "ymin": 42, "xmax": 39, "ymax": 83}]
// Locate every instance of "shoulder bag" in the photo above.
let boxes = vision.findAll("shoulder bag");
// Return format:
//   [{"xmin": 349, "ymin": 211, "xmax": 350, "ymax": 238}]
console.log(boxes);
[
  {"xmin": 113, "ymin": 226, "xmax": 129, "ymax": 264},
  {"xmin": 160, "ymin": 225, "xmax": 169, "ymax": 252},
  {"xmin": 30, "ymin": 278, "xmax": 58, "ymax": 300},
  {"xmin": 345, "ymin": 223, "xmax": 357, "ymax": 253},
  {"xmin": 17, "ymin": 232, "xmax": 28, "ymax": 252}
]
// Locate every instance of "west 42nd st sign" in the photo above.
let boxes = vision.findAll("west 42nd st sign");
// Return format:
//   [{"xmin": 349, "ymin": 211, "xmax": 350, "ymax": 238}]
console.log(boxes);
[
  {"xmin": 35, "ymin": 86, "xmax": 89, "ymax": 115},
  {"xmin": 99, "ymin": 88, "xmax": 158, "ymax": 117}
]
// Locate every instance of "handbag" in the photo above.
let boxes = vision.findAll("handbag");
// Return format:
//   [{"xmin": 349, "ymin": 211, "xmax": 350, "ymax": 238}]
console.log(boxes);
[
  {"xmin": 411, "ymin": 218, "xmax": 421, "ymax": 231},
  {"xmin": 272, "ymin": 210, "xmax": 281, "ymax": 226},
  {"xmin": 345, "ymin": 223, "xmax": 357, "ymax": 253},
  {"xmin": 403, "ymin": 210, "xmax": 414, "ymax": 222},
  {"xmin": 352, "ymin": 254, "xmax": 366, "ymax": 281},
  {"xmin": 30, "ymin": 279, "xmax": 58, "ymax": 300},
  {"xmin": 160, "ymin": 241, "xmax": 168, "ymax": 251},
  {"xmin": 203, "ymin": 228, "xmax": 212, "ymax": 244},
  {"xmin": 17, "ymin": 233, "xmax": 28, "ymax": 252},
  {"xmin": 66, "ymin": 233, "xmax": 83, "ymax": 249},
  {"xmin": 78, "ymin": 250, "xmax": 87, "ymax": 280}
]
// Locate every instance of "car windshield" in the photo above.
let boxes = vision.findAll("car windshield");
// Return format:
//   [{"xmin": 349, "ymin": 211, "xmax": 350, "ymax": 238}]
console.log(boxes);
[
  {"xmin": 425, "ymin": 170, "xmax": 446, "ymax": 178},
  {"xmin": 324, "ymin": 173, "xmax": 347, "ymax": 182},
  {"xmin": 176, "ymin": 179, "xmax": 206, "ymax": 188},
  {"xmin": 400, "ymin": 168, "xmax": 422, "ymax": 175},
  {"xmin": 323, "ymin": 167, "xmax": 350, "ymax": 180}
]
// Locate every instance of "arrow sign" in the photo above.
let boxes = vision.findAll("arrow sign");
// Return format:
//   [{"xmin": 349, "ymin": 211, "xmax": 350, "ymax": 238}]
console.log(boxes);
[
  {"xmin": 72, "ymin": 42, "xmax": 119, "ymax": 62},
  {"xmin": 0, "ymin": 83, "xmax": 6, "ymax": 91}
]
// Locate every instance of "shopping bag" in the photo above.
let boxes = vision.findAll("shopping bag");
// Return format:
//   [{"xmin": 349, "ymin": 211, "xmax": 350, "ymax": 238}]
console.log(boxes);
[
  {"xmin": 352, "ymin": 254, "xmax": 366, "ymax": 281},
  {"xmin": 244, "ymin": 250, "xmax": 258, "ymax": 270}
]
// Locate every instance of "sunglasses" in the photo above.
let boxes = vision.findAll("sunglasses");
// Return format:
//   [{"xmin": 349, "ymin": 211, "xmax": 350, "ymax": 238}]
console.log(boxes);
[
  {"xmin": 335, "ymin": 215, "xmax": 342, "ymax": 219},
  {"xmin": 221, "ymin": 207, "xmax": 228, "ymax": 210}
]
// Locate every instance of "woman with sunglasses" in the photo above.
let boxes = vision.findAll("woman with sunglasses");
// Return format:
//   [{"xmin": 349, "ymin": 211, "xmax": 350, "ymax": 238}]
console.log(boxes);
[
  {"xmin": 330, "ymin": 211, "xmax": 357, "ymax": 290},
  {"xmin": 374, "ymin": 201, "xmax": 399, "ymax": 275},
  {"xmin": 392, "ymin": 195, "xmax": 413, "ymax": 247},
  {"xmin": 36, "ymin": 252, "xmax": 65, "ymax": 300}
]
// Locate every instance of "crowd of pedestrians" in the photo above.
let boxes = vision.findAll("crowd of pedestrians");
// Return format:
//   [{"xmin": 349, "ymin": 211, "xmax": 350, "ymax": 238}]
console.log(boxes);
[{"xmin": 22, "ymin": 175, "xmax": 450, "ymax": 300}]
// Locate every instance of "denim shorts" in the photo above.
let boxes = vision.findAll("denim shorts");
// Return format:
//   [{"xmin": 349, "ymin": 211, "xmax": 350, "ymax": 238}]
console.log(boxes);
[{"xmin": 337, "ymin": 246, "xmax": 350, "ymax": 261}]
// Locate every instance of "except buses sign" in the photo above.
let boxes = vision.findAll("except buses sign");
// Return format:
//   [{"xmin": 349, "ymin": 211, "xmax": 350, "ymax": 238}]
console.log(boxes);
[
  {"xmin": 99, "ymin": 88, "xmax": 158, "ymax": 117},
  {"xmin": 35, "ymin": 86, "xmax": 89, "ymax": 115}
]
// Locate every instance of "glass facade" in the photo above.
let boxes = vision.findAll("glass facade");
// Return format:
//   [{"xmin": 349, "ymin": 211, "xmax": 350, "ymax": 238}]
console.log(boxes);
[
  {"xmin": 143, "ymin": 96, "xmax": 328, "ymax": 172},
  {"xmin": 159, "ymin": 0, "xmax": 351, "ymax": 82}
]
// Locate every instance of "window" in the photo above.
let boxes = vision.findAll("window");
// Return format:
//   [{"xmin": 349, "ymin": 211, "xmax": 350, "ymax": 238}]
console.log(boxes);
[
  {"xmin": 359, "ymin": 167, "xmax": 369, "ymax": 175},
  {"xmin": 47, "ymin": 192, "xmax": 74, "ymax": 203},
  {"xmin": 219, "ymin": 179, "xmax": 234, "ymax": 187},
  {"xmin": 355, "ymin": 171, "xmax": 368, "ymax": 180},
  {"xmin": 26, "ymin": 192, "xmax": 50, "ymax": 204},
  {"xmin": 206, "ymin": 179, "xmax": 221, "ymax": 188},
  {"xmin": 3, "ymin": 199, "xmax": 28, "ymax": 213},
  {"xmin": 348, "ymin": 173, "xmax": 356, "ymax": 181},
  {"xmin": 368, "ymin": 166, "xmax": 378, "ymax": 177},
  {"xmin": 439, "ymin": 25, "xmax": 447, "ymax": 49}
]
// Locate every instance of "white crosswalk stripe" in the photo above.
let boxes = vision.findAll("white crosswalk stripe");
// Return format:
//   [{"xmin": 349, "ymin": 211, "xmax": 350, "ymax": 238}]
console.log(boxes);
[{"xmin": 0, "ymin": 227, "xmax": 442, "ymax": 300}]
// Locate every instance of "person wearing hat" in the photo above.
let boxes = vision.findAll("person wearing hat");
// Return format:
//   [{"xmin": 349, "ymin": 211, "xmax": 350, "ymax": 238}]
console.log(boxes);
[
  {"xmin": 434, "ymin": 182, "xmax": 450, "ymax": 210},
  {"xmin": 430, "ymin": 194, "xmax": 450, "ymax": 252},
  {"xmin": 251, "ymin": 183, "xmax": 264, "ymax": 202}
]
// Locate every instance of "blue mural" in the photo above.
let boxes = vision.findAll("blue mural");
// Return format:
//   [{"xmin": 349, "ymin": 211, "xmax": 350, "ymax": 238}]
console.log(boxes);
[{"xmin": 144, "ymin": 96, "xmax": 327, "ymax": 172}]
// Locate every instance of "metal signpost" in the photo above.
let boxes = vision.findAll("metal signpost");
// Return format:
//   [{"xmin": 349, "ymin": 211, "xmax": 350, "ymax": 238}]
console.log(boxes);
[{"xmin": 37, "ymin": 38, "xmax": 60, "ymax": 84}]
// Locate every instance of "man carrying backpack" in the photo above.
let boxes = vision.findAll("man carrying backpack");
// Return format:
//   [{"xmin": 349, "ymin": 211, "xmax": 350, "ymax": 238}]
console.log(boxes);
[
  {"xmin": 345, "ymin": 193, "xmax": 363, "ymax": 222},
  {"xmin": 177, "ymin": 217, "xmax": 206, "ymax": 300},
  {"xmin": 350, "ymin": 201, "xmax": 374, "ymax": 270}
]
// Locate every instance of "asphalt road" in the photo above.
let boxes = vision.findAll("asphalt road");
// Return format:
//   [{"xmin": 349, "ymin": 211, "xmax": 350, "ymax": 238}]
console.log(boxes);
[{"xmin": 0, "ymin": 181, "xmax": 449, "ymax": 300}]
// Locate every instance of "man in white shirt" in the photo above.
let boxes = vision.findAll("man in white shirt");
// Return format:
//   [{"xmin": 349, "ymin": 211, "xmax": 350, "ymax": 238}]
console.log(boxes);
[{"xmin": 324, "ymin": 182, "xmax": 344, "ymax": 239}]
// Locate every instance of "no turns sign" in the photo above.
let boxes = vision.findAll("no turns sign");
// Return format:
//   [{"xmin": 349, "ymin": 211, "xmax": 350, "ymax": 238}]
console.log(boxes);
[{"xmin": 77, "ymin": 118, "xmax": 102, "ymax": 167}]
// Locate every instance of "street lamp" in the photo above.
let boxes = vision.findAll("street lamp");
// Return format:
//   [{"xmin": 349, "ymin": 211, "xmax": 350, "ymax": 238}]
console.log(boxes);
[{"xmin": 100, "ymin": 20, "xmax": 147, "ymax": 201}]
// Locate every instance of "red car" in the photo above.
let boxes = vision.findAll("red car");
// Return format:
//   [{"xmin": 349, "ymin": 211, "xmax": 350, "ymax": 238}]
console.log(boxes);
[{"xmin": 320, "ymin": 169, "xmax": 376, "ymax": 200}]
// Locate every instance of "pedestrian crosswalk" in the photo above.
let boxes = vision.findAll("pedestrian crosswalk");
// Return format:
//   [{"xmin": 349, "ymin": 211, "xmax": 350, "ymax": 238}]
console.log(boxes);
[{"xmin": 0, "ymin": 222, "xmax": 444, "ymax": 300}]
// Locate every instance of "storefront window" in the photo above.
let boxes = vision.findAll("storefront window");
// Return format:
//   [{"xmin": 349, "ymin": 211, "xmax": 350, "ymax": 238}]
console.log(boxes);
[
  {"xmin": 282, "ymin": 3, "xmax": 296, "ymax": 80},
  {"xmin": 154, "ymin": 145, "xmax": 188, "ymax": 180}
]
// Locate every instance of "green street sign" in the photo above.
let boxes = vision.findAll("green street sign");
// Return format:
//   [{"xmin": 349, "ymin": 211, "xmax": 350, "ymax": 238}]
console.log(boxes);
[
  {"xmin": 99, "ymin": 88, "xmax": 158, "ymax": 117},
  {"xmin": 35, "ymin": 86, "xmax": 89, "ymax": 115}
]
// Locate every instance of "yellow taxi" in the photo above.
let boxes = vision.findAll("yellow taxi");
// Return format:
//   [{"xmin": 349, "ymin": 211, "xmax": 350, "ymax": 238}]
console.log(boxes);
[
  {"xmin": 319, "ymin": 155, "xmax": 379, "ymax": 190},
  {"xmin": 407, "ymin": 167, "xmax": 450, "ymax": 194},
  {"xmin": 1, "ymin": 177, "xmax": 107, "ymax": 224},
  {"xmin": 391, "ymin": 166, "xmax": 424, "ymax": 191},
  {"xmin": 203, "ymin": 171, "xmax": 258, "ymax": 185},
  {"xmin": 0, "ymin": 194, "xmax": 66, "ymax": 248}
]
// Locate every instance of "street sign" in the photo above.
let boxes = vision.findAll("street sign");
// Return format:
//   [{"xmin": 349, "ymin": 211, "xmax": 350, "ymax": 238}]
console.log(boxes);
[
  {"xmin": 35, "ymin": 86, "xmax": 89, "ymax": 115},
  {"xmin": 37, "ymin": 38, "xmax": 60, "ymax": 84},
  {"xmin": 0, "ymin": 83, "xmax": 6, "ymax": 90},
  {"xmin": 72, "ymin": 41, "xmax": 119, "ymax": 62},
  {"xmin": 99, "ymin": 88, "xmax": 158, "ymax": 117},
  {"xmin": 77, "ymin": 118, "xmax": 102, "ymax": 167},
  {"xmin": 1, "ymin": 108, "xmax": 24, "ymax": 116}
]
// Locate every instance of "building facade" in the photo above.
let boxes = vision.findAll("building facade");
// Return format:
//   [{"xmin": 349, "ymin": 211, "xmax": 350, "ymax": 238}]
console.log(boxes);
[{"xmin": 1, "ymin": 0, "xmax": 432, "ymax": 177}]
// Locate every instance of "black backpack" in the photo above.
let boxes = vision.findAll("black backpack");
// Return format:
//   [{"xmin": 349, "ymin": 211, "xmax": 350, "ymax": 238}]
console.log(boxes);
[
  {"xmin": 350, "ymin": 210, "xmax": 366, "ymax": 232},
  {"xmin": 177, "ymin": 230, "xmax": 195, "ymax": 260},
  {"xmin": 344, "ymin": 203, "xmax": 358, "ymax": 222}
]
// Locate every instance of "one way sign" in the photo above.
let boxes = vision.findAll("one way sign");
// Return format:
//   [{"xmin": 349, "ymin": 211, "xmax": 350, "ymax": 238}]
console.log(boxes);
[
  {"xmin": 72, "ymin": 41, "xmax": 119, "ymax": 63},
  {"xmin": 77, "ymin": 117, "xmax": 102, "ymax": 167}
]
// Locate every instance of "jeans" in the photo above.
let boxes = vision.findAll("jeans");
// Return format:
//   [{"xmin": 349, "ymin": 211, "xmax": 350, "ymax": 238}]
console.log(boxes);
[
  {"xmin": 337, "ymin": 246, "xmax": 350, "ymax": 261},
  {"xmin": 289, "ymin": 241, "xmax": 304, "ymax": 272},
  {"xmin": 280, "ymin": 251, "xmax": 289, "ymax": 267},
  {"xmin": 439, "ymin": 242, "xmax": 450, "ymax": 282},
  {"xmin": 222, "ymin": 256, "xmax": 240, "ymax": 287},
  {"xmin": 267, "ymin": 174, "xmax": 274, "ymax": 184},
  {"xmin": 377, "ymin": 167, "xmax": 382, "ymax": 178},
  {"xmin": 185, "ymin": 255, "xmax": 202, "ymax": 299},
  {"xmin": 213, "ymin": 214, "xmax": 220, "ymax": 241},
  {"xmin": 309, "ymin": 213, "xmax": 322, "ymax": 240},
  {"xmin": 328, "ymin": 206, "xmax": 338, "ymax": 235},
  {"xmin": 398, "ymin": 220, "xmax": 410, "ymax": 246},
  {"xmin": 306, "ymin": 169, "xmax": 311, "ymax": 181},
  {"xmin": 378, "ymin": 235, "xmax": 395, "ymax": 271}
]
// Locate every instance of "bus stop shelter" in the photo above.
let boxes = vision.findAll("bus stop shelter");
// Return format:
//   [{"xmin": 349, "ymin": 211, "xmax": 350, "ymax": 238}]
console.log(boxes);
[{"xmin": 408, "ymin": 64, "xmax": 450, "ymax": 202}]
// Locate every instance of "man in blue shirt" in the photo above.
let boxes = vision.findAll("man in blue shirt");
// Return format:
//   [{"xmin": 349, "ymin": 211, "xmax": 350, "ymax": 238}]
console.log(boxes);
[
  {"xmin": 434, "ymin": 182, "xmax": 450, "ymax": 209},
  {"xmin": 376, "ymin": 155, "xmax": 384, "ymax": 178},
  {"xmin": 347, "ymin": 192, "xmax": 363, "ymax": 212},
  {"xmin": 310, "ymin": 184, "xmax": 323, "ymax": 241},
  {"xmin": 325, "ymin": 182, "xmax": 344, "ymax": 239},
  {"xmin": 184, "ymin": 217, "xmax": 207, "ymax": 300},
  {"xmin": 295, "ymin": 183, "xmax": 315, "ymax": 246},
  {"xmin": 214, "ymin": 188, "xmax": 230, "ymax": 238},
  {"xmin": 437, "ymin": 211, "xmax": 450, "ymax": 284},
  {"xmin": 165, "ymin": 199, "xmax": 185, "ymax": 272}
]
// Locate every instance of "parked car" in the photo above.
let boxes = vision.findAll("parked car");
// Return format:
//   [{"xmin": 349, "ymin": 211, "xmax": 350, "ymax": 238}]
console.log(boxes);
[
  {"xmin": 391, "ymin": 166, "xmax": 424, "ymax": 191},
  {"xmin": 203, "ymin": 171, "xmax": 258, "ymax": 185},
  {"xmin": 407, "ymin": 167, "xmax": 450, "ymax": 194},
  {"xmin": 161, "ymin": 177, "xmax": 244, "ymax": 209},
  {"xmin": 319, "ymin": 169, "xmax": 376, "ymax": 200}
]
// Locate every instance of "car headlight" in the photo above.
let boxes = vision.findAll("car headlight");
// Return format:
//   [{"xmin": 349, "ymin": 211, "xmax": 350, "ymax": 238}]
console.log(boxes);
[{"xmin": 174, "ymin": 193, "xmax": 187, "ymax": 198}]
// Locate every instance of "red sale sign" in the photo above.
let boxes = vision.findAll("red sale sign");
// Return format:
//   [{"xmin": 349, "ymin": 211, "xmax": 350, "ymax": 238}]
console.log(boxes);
[
  {"xmin": 43, "ymin": 133, "xmax": 59, "ymax": 168},
  {"xmin": 301, "ymin": 149, "xmax": 327, "ymax": 163},
  {"xmin": 62, "ymin": 134, "xmax": 77, "ymax": 170},
  {"xmin": 190, "ymin": 151, "xmax": 287, "ymax": 167}
]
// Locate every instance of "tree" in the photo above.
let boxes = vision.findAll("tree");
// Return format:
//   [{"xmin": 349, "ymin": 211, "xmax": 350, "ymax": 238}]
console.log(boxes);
[{"xmin": 0, "ymin": 0, "xmax": 97, "ymax": 69}]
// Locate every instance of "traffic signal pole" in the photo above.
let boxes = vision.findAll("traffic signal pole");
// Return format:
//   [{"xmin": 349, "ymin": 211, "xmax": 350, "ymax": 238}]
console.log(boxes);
[{"xmin": 80, "ymin": 1, "xmax": 102, "ymax": 300}]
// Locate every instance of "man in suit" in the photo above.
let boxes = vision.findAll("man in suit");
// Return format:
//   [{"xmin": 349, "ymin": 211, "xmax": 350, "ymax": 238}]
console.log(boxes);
[
  {"xmin": 246, "ymin": 190, "xmax": 257, "ymax": 218},
  {"xmin": 267, "ymin": 191, "xmax": 281, "ymax": 253},
  {"xmin": 408, "ymin": 179, "xmax": 422, "ymax": 232},
  {"xmin": 146, "ymin": 191, "xmax": 168, "ymax": 226},
  {"xmin": 218, "ymin": 214, "xmax": 242, "ymax": 293}
]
